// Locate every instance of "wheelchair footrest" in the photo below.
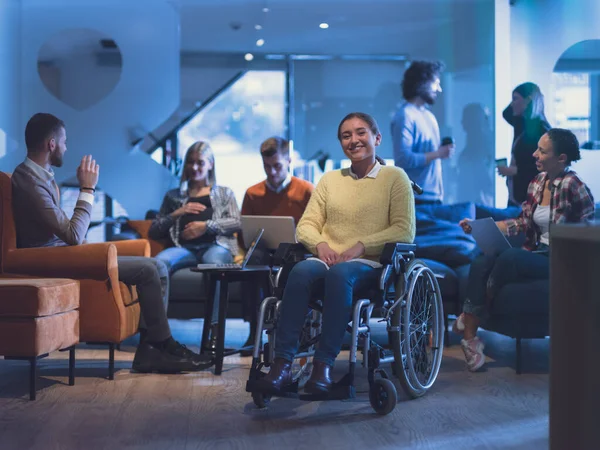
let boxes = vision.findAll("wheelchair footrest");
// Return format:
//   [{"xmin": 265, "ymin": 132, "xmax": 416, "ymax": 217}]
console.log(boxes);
[
  {"xmin": 246, "ymin": 379, "xmax": 299, "ymax": 397},
  {"xmin": 298, "ymin": 384, "xmax": 356, "ymax": 401}
]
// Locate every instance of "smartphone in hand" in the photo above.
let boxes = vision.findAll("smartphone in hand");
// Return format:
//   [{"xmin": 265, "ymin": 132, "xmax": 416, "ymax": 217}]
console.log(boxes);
[
  {"xmin": 495, "ymin": 158, "xmax": 508, "ymax": 167},
  {"xmin": 441, "ymin": 136, "xmax": 454, "ymax": 146}
]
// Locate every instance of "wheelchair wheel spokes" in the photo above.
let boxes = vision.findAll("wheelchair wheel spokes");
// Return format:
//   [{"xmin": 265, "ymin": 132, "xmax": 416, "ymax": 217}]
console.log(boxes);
[
  {"xmin": 392, "ymin": 259, "xmax": 444, "ymax": 399},
  {"xmin": 291, "ymin": 310, "xmax": 318, "ymax": 387}
]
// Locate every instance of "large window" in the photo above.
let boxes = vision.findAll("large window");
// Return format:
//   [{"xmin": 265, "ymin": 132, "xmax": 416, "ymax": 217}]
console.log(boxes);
[
  {"xmin": 60, "ymin": 187, "xmax": 128, "ymax": 243},
  {"xmin": 177, "ymin": 71, "xmax": 287, "ymax": 205},
  {"xmin": 552, "ymin": 73, "xmax": 591, "ymax": 145}
]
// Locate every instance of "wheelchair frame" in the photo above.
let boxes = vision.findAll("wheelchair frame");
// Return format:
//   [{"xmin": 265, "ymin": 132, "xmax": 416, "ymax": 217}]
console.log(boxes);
[{"xmin": 245, "ymin": 242, "xmax": 444, "ymax": 415}]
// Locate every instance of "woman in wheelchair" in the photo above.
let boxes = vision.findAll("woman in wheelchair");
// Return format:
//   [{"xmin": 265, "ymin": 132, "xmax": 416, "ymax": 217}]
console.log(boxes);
[
  {"xmin": 260, "ymin": 112, "xmax": 416, "ymax": 394},
  {"xmin": 457, "ymin": 128, "xmax": 595, "ymax": 371}
]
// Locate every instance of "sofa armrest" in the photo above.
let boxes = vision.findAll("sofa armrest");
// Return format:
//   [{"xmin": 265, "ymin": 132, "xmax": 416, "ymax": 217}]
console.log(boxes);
[
  {"xmin": 127, "ymin": 220, "xmax": 152, "ymax": 239},
  {"xmin": 127, "ymin": 220, "xmax": 170, "ymax": 257},
  {"xmin": 111, "ymin": 230, "xmax": 142, "ymax": 241},
  {"xmin": 3, "ymin": 243, "xmax": 118, "ymax": 281},
  {"xmin": 111, "ymin": 239, "xmax": 150, "ymax": 257}
]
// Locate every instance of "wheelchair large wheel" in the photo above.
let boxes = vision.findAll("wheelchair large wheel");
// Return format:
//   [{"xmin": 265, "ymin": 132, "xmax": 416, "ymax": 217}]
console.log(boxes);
[{"xmin": 392, "ymin": 259, "xmax": 444, "ymax": 399}]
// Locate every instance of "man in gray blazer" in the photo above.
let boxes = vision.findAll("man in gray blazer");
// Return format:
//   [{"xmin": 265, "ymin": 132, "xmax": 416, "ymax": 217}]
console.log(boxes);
[{"xmin": 11, "ymin": 112, "xmax": 212, "ymax": 374}]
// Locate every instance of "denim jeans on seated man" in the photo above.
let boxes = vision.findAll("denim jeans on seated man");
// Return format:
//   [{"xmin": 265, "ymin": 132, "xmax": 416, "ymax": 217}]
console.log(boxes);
[
  {"xmin": 155, "ymin": 243, "xmax": 233, "ymax": 324},
  {"xmin": 274, "ymin": 259, "xmax": 380, "ymax": 367},
  {"xmin": 463, "ymin": 247, "xmax": 549, "ymax": 321}
]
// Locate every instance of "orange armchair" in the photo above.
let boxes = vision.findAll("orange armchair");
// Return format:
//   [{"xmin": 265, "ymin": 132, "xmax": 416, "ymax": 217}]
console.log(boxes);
[
  {"xmin": 0, "ymin": 171, "xmax": 148, "ymax": 379},
  {"xmin": 127, "ymin": 220, "xmax": 170, "ymax": 257}
]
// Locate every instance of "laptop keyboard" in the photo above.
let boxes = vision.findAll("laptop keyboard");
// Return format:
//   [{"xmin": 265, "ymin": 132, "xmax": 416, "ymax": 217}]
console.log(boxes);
[{"xmin": 196, "ymin": 263, "xmax": 242, "ymax": 270}]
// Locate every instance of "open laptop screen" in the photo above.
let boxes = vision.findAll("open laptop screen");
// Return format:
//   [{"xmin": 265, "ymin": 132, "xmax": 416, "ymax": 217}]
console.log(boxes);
[{"xmin": 240, "ymin": 228, "xmax": 264, "ymax": 268}]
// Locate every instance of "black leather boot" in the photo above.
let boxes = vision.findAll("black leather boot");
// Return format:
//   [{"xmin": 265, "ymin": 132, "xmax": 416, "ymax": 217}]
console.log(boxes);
[
  {"xmin": 304, "ymin": 360, "xmax": 333, "ymax": 394},
  {"xmin": 259, "ymin": 358, "xmax": 293, "ymax": 391}
]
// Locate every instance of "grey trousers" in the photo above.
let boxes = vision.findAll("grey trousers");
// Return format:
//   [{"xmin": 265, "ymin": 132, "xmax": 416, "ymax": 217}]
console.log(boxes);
[{"xmin": 117, "ymin": 256, "xmax": 171, "ymax": 342}]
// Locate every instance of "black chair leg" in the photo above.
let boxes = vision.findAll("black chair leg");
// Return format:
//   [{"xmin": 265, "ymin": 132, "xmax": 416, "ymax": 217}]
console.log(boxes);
[
  {"xmin": 108, "ymin": 344, "xmax": 115, "ymax": 380},
  {"xmin": 516, "ymin": 338, "xmax": 522, "ymax": 375},
  {"xmin": 69, "ymin": 347, "xmax": 76, "ymax": 386},
  {"xmin": 29, "ymin": 357, "xmax": 37, "ymax": 401}
]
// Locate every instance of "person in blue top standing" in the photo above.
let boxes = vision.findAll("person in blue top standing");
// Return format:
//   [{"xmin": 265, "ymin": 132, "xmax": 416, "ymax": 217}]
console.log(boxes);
[{"xmin": 391, "ymin": 60, "xmax": 455, "ymax": 204}]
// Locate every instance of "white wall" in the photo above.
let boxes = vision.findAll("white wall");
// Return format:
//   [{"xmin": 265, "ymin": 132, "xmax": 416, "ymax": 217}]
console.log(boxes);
[
  {"xmin": 0, "ymin": 0, "xmax": 21, "ymax": 169},
  {"xmin": 19, "ymin": 0, "xmax": 181, "ymax": 218},
  {"xmin": 510, "ymin": 0, "xmax": 600, "ymax": 119},
  {"xmin": 510, "ymin": 0, "xmax": 600, "ymax": 202}
]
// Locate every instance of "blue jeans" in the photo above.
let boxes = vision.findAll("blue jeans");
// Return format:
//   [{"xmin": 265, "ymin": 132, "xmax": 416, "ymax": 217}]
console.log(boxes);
[
  {"xmin": 274, "ymin": 260, "xmax": 380, "ymax": 367},
  {"xmin": 155, "ymin": 244, "xmax": 233, "ymax": 323},
  {"xmin": 463, "ymin": 247, "xmax": 549, "ymax": 320}
]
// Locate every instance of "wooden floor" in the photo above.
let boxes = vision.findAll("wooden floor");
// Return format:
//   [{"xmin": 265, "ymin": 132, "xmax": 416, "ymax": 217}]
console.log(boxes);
[{"xmin": 0, "ymin": 319, "xmax": 549, "ymax": 450}]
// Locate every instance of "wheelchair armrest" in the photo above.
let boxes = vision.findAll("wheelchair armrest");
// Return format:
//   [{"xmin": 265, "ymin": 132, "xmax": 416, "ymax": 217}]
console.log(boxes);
[
  {"xmin": 272, "ymin": 243, "xmax": 312, "ymax": 266},
  {"xmin": 379, "ymin": 242, "xmax": 417, "ymax": 265}
]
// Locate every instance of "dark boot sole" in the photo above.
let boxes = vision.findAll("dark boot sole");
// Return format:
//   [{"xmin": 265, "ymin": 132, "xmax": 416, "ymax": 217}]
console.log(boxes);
[
  {"xmin": 132, "ymin": 362, "xmax": 214, "ymax": 374},
  {"xmin": 304, "ymin": 381, "xmax": 332, "ymax": 395}
]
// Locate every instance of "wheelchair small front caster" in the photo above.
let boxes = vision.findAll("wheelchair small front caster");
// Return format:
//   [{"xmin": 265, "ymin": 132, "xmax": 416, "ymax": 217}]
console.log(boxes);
[
  {"xmin": 369, "ymin": 378, "xmax": 397, "ymax": 415},
  {"xmin": 252, "ymin": 392, "xmax": 271, "ymax": 409}
]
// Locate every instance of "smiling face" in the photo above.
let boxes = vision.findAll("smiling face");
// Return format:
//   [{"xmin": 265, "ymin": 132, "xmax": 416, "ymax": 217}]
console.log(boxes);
[
  {"xmin": 184, "ymin": 149, "xmax": 213, "ymax": 184},
  {"xmin": 338, "ymin": 117, "xmax": 381, "ymax": 163},
  {"xmin": 533, "ymin": 133, "xmax": 566, "ymax": 175}
]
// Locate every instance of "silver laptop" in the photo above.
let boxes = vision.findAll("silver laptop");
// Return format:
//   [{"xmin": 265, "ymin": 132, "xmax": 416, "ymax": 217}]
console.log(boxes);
[
  {"xmin": 241, "ymin": 215, "xmax": 296, "ymax": 250},
  {"xmin": 196, "ymin": 229, "xmax": 264, "ymax": 271},
  {"xmin": 469, "ymin": 217, "xmax": 512, "ymax": 256}
]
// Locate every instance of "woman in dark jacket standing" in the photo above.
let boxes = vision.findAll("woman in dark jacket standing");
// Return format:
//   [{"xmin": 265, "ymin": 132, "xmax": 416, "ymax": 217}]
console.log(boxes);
[{"xmin": 500, "ymin": 82, "xmax": 551, "ymax": 206}]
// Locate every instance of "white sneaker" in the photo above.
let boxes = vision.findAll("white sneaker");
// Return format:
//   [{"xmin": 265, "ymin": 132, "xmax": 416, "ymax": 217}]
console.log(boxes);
[
  {"xmin": 461, "ymin": 337, "xmax": 485, "ymax": 372},
  {"xmin": 452, "ymin": 313, "xmax": 465, "ymax": 336}
]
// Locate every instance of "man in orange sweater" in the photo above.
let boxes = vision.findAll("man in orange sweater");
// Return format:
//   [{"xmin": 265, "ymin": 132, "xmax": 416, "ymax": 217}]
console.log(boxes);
[
  {"xmin": 239, "ymin": 137, "xmax": 313, "ymax": 354},
  {"xmin": 241, "ymin": 136, "xmax": 314, "ymax": 225}
]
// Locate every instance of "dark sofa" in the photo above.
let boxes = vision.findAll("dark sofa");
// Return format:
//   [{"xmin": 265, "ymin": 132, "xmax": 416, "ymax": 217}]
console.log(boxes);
[
  {"xmin": 412, "ymin": 201, "xmax": 548, "ymax": 373},
  {"xmin": 113, "ymin": 202, "xmax": 599, "ymax": 373}
]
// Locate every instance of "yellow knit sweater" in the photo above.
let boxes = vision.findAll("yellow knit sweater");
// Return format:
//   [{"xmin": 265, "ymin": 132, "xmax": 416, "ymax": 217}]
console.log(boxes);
[{"xmin": 296, "ymin": 166, "xmax": 416, "ymax": 260}]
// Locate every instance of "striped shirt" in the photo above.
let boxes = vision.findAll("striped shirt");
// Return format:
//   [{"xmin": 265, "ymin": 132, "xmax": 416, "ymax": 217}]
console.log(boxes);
[
  {"xmin": 148, "ymin": 185, "xmax": 241, "ymax": 256},
  {"xmin": 505, "ymin": 168, "xmax": 595, "ymax": 251}
]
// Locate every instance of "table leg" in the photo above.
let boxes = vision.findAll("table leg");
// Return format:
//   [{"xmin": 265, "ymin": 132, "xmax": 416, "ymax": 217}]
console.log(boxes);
[
  {"xmin": 200, "ymin": 274, "xmax": 216, "ymax": 355},
  {"xmin": 215, "ymin": 274, "xmax": 229, "ymax": 375}
]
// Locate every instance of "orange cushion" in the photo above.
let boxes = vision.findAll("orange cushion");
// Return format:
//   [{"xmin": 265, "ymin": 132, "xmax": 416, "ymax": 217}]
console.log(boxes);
[
  {"xmin": 0, "ymin": 310, "xmax": 79, "ymax": 357},
  {"xmin": 0, "ymin": 278, "xmax": 79, "ymax": 318}
]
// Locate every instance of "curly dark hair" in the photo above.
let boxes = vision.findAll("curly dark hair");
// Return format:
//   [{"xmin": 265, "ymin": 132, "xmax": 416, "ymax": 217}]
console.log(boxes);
[
  {"xmin": 546, "ymin": 128, "xmax": 581, "ymax": 165},
  {"xmin": 401, "ymin": 60, "xmax": 445, "ymax": 100}
]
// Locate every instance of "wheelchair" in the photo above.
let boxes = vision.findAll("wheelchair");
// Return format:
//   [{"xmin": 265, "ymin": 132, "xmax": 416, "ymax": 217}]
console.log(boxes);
[{"xmin": 245, "ymin": 239, "xmax": 445, "ymax": 416}]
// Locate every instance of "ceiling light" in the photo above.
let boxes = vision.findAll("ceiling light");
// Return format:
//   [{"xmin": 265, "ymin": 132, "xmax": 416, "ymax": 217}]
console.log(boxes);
[
  {"xmin": 256, "ymin": 39, "xmax": 265, "ymax": 47},
  {"xmin": 244, "ymin": 53, "xmax": 254, "ymax": 61},
  {"xmin": 319, "ymin": 23, "xmax": 329, "ymax": 29},
  {"xmin": 262, "ymin": 7, "xmax": 269, "ymax": 13},
  {"xmin": 255, "ymin": 24, "xmax": 262, "ymax": 30}
]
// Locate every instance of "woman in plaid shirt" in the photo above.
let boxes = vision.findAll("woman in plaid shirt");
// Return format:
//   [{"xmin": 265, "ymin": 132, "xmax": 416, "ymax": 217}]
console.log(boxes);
[
  {"xmin": 149, "ymin": 141, "xmax": 241, "ymax": 345},
  {"xmin": 455, "ymin": 128, "xmax": 595, "ymax": 371}
]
